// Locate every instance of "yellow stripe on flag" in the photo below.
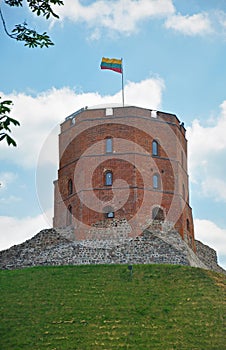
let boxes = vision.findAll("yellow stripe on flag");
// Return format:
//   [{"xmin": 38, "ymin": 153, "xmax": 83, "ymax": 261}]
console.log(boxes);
[{"xmin": 101, "ymin": 57, "xmax": 122, "ymax": 65}]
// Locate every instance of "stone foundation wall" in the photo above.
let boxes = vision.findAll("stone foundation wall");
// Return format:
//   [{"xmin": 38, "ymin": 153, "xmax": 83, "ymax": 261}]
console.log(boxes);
[
  {"xmin": 0, "ymin": 228, "xmax": 225, "ymax": 274},
  {"xmin": 195, "ymin": 240, "xmax": 225, "ymax": 274}
]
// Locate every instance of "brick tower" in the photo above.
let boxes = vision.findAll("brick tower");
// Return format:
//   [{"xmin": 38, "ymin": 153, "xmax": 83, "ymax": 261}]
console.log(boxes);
[{"xmin": 53, "ymin": 105, "xmax": 195, "ymax": 248}]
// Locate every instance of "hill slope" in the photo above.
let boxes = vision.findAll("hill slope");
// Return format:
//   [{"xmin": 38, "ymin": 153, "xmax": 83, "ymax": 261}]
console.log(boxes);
[{"xmin": 0, "ymin": 264, "xmax": 225, "ymax": 349}]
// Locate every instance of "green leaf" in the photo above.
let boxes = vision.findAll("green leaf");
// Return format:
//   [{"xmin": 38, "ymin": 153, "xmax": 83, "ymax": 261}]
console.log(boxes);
[
  {"xmin": 0, "ymin": 98, "xmax": 20, "ymax": 146},
  {"xmin": 5, "ymin": 0, "xmax": 23, "ymax": 7},
  {"xmin": 5, "ymin": 116, "xmax": 20, "ymax": 126},
  {"xmin": 0, "ymin": 134, "xmax": 7, "ymax": 141},
  {"xmin": 6, "ymin": 134, "xmax": 17, "ymax": 146}
]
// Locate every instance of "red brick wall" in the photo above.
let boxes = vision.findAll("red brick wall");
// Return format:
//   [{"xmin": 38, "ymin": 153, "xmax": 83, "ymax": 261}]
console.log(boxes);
[{"xmin": 53, "ymin": 106, "xmax": 195, "ymax": 247}]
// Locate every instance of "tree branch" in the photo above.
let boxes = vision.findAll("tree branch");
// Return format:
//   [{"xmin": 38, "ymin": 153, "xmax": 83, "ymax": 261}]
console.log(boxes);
[
  {"xmin": 0, "ymin": 1, "xmax": 64, "ymax": 47},
  {"xmin": 0, "ymin": 5, "xmax": 15, "ymax": 39}
]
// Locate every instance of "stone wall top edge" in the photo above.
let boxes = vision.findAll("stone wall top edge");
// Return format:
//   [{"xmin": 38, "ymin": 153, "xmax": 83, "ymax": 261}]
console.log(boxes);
[
  {"xmin": 60, "ymin": 114, "xmax": 185, "ymax": 138},
  {"xmin": 61, "ymin": 106, "xmax": 183, "ymax": 128}
]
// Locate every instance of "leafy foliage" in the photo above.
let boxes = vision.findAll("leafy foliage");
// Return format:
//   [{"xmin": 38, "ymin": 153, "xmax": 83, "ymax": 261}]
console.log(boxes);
[
  {"xmin": 11, "ymin": 22, "xmax": 54, "ymax": 47},
  {"xmin": 5, "ymin": 0, "xmax": 64, "ymax": 19},
  {"xmin": 0, "ymin": 98, "xmax": 20, "ymax": 146},
  {"xmin": 0, "ymin": 1, "xmax": 64, "ymax": 146},
  {"xmin": 1, "ymin": 0, "xmax": 64, "ymax": 48}
]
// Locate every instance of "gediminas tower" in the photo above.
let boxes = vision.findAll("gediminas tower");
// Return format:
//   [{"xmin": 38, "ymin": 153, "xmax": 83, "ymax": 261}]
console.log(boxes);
[{"xmin": 53, "ymin": 105, "xmax": 195, "ymax": 249}]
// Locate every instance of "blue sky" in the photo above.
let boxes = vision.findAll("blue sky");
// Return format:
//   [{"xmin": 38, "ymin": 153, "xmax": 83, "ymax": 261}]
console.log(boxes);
[{"xmin": 0, "ymin": 0, "xmax": 226, "ymax": 268}]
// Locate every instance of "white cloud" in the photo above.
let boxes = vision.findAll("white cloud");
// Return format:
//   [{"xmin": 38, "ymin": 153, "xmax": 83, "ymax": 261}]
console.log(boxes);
[
  {"xmin": 201, "ymin": 178, "xmax": 226, "ymax": 203},
  {"xmin": 53, "ymin": 0, "xmax": 175, "ymax": 35},
  {"xmin": 0, "ymin": 172, "xmax": 17, "ymax": 190},
  {"xmin": 194, "ymin": 218, "xmax": 226, "ymax": 269},
  {"xmin": 187, "ymin": 100, "xmax": 226, "ymax": 202},
  {"xmin": 165, "ymin": 12, "xmax": 212, "ymax": 36},
  {"xmin": 0, "ymin": 211, "xmax": 52, "ymax": 251},
  {"xmin": 124, "ymin": 78, "xmax": 164, "ymax": 109},
  {"xmin": 0, "ymin": 77, "xmax": 164, "ymax": 168},
  {"xmin": 51, "ymin": 1, "xmax": 224, "ymax": 38}
]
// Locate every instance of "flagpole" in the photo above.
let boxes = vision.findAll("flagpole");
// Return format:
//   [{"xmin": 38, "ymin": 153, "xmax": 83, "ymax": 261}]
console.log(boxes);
[{"xmin": 121, "ymin": 58, "xmax": 124, "ymax": 107}]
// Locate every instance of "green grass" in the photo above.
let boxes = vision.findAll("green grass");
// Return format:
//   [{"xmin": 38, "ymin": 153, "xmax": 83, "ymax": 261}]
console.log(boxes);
[{"xmin": 0, "ymin": 264, "xmax": 225, "ymax": 349}]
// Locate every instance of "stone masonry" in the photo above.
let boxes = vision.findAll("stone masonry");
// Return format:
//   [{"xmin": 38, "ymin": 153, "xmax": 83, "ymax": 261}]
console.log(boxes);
[{"xmin": 0, "ymin": 226, "xmax": 225, "ymax": 274}]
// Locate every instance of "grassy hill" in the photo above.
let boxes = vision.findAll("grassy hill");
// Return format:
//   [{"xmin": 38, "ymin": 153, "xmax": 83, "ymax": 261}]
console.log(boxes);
[{"xmin": 0, "ymin": 264, "xmax": 225, "ymax": 349}]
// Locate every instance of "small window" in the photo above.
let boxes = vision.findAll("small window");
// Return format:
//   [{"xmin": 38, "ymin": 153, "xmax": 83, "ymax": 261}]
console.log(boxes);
[
  {"xmin": 107, "ymin": 211, "xmax": 114, "ymax": 218},
  {"xmin": 153, "ymin": 174, "xmax": 160, "ymax": 189},
  {"xmin": 152, "ymin": 207, "xmax": 164, "ymax": 221},
  {"xmin": 106, "ymin": 138, "xmax": 113, "ymax": 153},
  {"xmin": 105, "ymin": 171, "xmax": 113, "ymax": 186},
  {"xmin": 68, "ymin": 179, "xmax": 73, "ymax": 195},
  {"xmin": 67, "ymin": 205, "xmax": 72, "ymax": 225},
  {"xmin": 152, "ymin": 140, "xmax": 158, "ymax": 156},
  {"xmin": 186, "ymin": 219, "xmax": 190, "ymax": 231},
  {"xmin": 181, "ymin": 150, "xmax": 184, "ymax": 168},
  {"xmin": 183, "ymin": 184, "xmax": 185, "ymax": 200},
  {"xmin": 103, "ymin": 206, "xmax": 114, "ymax": 219}
]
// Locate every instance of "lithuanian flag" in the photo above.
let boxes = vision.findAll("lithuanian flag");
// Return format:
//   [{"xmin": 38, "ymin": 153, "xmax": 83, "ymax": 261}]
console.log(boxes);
[{"xmin": 100, "ymin": 57, "xmax": 123, "ymax": 74}]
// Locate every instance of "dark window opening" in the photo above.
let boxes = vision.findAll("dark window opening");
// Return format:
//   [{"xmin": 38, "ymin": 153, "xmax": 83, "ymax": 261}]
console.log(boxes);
[
  {"xmin": 106, "ymin": 137, "xmax": 113, "ymax": 153},
  {"xmin": 105, "ymin": 171, "xmax": 113, "ymax": 186},
  {"xmin": 186, "ymin": 219, "xmax": 190, "ymax": 231},
  {"xmin": 67, "ymin": 205, "xmax": 72, "ymax": 225},
  {"xmin": 153, "ymin": 174, "xmax": 160, "ymax": 189},
  {"xmin": 107, "ymin": 211, "xmax": 114, "ymax": 218},
  {"xmin": 183, "ymin": 184, "xmax": 185, "ymax": 200},
  {"xmin": 68, "ymin": 179, "xmax": 73, "ymax": 195},
  {"xmin": 152, "ymin": 207, "xmax": 164, "ymax": 221},
  {"xmin": 152, "ymin": 140, "xmax": 158, "ymax": 156},
  {"xmin": 103, "ymin": 206, "xmax": 114, "ymax": 219},
  {"xmin": 181, "ymin": 150, "xmax": 184, "ymax": 168}
]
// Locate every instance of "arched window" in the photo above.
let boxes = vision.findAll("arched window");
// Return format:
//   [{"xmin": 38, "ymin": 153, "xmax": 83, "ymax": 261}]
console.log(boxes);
[
  {"xmin": 186, "ymin": 219, "xmax": 190, "ymax": 231},
  {"xmin": 68, "ymin": 179, "xmax": 73, "ymax": 195},
  {"xmin": 106, "ymin": 137, "xmax": 113, "ymax": 153},
  {"xmin": 103, "ymin": 206, "xmax": 114, "ymax": 219},
  {"xmin": 105, "ymin": 171, "xmax": 113, "ymax": 186},
  {"xmin": 153, "ymin": 174, "xmax": 160, "ymax": 189},
  {"xmin": 152, "ymin": 206, "xmax": 164, "ymax": 221},
  {"xmin": 67, "ymin": 205, "xmax": 72, "ymax": 225},
  {"xmin": 152, "ymin": 140, "xmax": 158, "ymax": 156},
  {"xmin": 183, "ymin": 184, "xmax": 185, "ymax": 200}
]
